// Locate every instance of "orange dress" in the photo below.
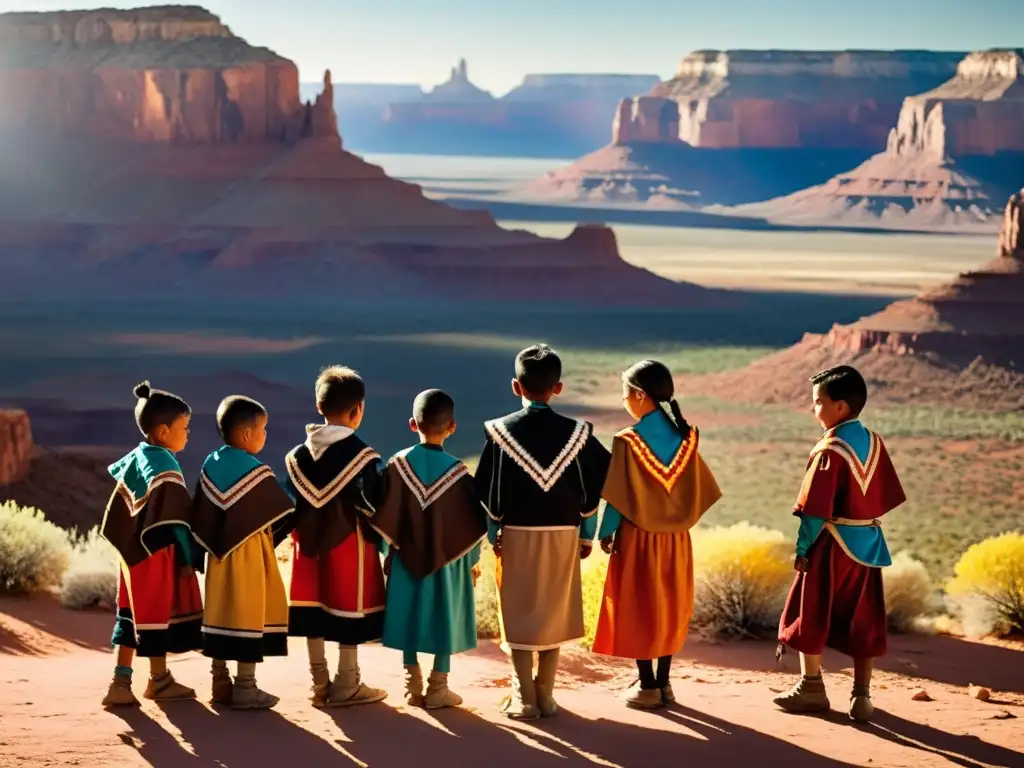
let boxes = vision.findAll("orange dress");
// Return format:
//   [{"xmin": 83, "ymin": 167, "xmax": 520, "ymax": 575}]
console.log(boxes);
[{"xmin": 592, "ymin": 412, "xmax": 721, "ymax": 660}]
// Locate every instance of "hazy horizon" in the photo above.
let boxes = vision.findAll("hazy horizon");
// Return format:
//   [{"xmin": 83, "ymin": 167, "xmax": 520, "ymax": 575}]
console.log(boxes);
[{"xmin": 1, "ymin": 0, "xmax": 1019, "ymax": 94}]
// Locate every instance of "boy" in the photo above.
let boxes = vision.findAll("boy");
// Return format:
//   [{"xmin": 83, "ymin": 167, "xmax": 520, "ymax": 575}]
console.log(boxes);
[
  {"xmin": 475, "ymin": 344, "xmax": 611, "ymax": 721},
  {"xmin": 100, "ymin": 381, "xmax": 205, "ymax": 707},
  {"xmin": 371, "ymin": 389, "xmax": 487, "ymax": 708},
  {"xmin": 192, "ymin": 395, "xmax": 295, "ymax": 710},
  {"xmin": 283, "ymin": 365, "xmax": 388, "ymax": 708},
  {"xmin": 775, "ymin": 365, "xmax": 906, "ymax": 723}
]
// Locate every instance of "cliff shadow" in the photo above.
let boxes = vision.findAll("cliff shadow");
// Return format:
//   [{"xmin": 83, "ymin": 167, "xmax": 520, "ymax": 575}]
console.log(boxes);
[{"xmin": 0, "ymin": 594, "xmax": 112, "ymax": 656}]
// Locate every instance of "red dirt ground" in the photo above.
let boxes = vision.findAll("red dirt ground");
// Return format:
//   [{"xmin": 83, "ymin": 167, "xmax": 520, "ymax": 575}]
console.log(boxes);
[{"xmin": 2, "ymin": 595, "xmax": 1022, "ymax": 767}]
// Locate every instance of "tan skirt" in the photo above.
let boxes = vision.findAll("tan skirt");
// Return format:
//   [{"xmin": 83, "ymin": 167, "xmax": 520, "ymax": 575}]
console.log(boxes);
[{"xmin": 496, "ymin": 526, "xmax": 583, "ymax": 651}]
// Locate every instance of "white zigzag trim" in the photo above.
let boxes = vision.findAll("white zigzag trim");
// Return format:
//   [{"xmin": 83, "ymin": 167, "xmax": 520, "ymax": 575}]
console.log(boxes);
[
  {"xmin": 484, "ymin": 418, "xmax": 588, "ymax": 493},
  {"xmin": 285, "ymin": 446, "xmax": 379, "ymax": 509},
  {"xmin": 393, "ymin": 456, "xmax": 468, "ymax": 509},
  {"xmin": 116, "ymin": 471, "xmax": 187, "ymax": 516},
  {"xmin": 199, "ymin": 465, "xmax": 275, "ymax": 510}
]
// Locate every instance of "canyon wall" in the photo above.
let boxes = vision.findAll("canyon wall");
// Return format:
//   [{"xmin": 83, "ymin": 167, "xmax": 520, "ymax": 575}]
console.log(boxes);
[
  {"xmin": 614, "ymin": 50, "xmax": 963, "ymax": 149},
  {"xmin": 0, "ymin": 410, "xmax": 32, "ymax": 486},
  {"xmin": 0, "ymin": 6, "xmax": 335, "ymax": 143}
]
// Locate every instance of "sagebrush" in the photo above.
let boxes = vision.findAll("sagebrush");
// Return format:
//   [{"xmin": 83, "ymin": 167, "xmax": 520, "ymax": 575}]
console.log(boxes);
[
  {"xmin": 946, "ymin": 532, "xmax": 1024, "ymax": 637},
  {"xmin": 0, "ymin": 500, "xmax": 71, "ymax": 594},
  {"xmin": 689, "ymin": 523, "xmax": 794, "ymax": 640},
  {"xmin": 884, "ymin": 551, "xmax": 936, "ymax": 633},
  {"xmin": 60, "ymin": 527, "xmax": 119, "ymax": 610}
]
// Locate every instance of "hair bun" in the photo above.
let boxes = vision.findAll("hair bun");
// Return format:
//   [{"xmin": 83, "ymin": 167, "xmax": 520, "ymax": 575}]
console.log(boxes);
[{"xmin": 133, "ymin": 380, "xmax": 152, "ymax": 399}]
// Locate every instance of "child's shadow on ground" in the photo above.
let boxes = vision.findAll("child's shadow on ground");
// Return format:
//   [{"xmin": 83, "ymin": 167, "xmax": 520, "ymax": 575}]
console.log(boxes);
[{"xmin": 864, "ymin": 709, "xmax": 1022, "ymax": 768}]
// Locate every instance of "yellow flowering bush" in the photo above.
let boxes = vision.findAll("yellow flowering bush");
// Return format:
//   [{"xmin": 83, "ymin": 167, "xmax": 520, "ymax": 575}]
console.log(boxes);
[
  {"xmin": 580, "ymin": 552, "xmax": 609, "ymax": 649},
  {"xmin": 690, "ymin": 523, "xmax": 794, "ymax": 640},
  {"xmin": 475, "ymin": 542, "xmax": 501, "ymax": 638},
  {"xmin": 946, "ymin": 532, "xmax": 1024, "ymax": 636},
  {"xmin": 0, "ymin": 500, "xmax": 71, "ymax": 594}
]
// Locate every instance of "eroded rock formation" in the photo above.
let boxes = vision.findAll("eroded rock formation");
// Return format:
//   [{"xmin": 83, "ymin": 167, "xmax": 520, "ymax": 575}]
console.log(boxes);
[
  {"xmin": 0, "ymin": 7, "xmax": 713, "ymax": 306},
  {"xmin": 741, "ymin": 50, "xmax": 1024, "ymax": 227},
  {"xmin": 0, "ymin": 5, "xmax": 335, "ymax": 143},
  {"xmin": 0, "ymin": 410, "xmax": 32, "ymax": 486},
  {"xmin": 614, "ymin": 50, "xmax": 962, "ymax": 149}
]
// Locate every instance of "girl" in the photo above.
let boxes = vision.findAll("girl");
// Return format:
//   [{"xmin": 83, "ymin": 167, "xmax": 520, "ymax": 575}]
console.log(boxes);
[{"xmin": 592, "ymin": 360, "xmax": 722, "ymax": 709}]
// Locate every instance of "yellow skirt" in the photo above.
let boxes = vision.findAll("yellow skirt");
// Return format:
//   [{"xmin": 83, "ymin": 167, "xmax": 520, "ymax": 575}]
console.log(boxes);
[
  {"xmin": 202, "ymin": 530, "xmax": 288, "ymax": 662},
  {"xmin": 592, "ymin": 522, "xmax": 694, "ymax": 659}
]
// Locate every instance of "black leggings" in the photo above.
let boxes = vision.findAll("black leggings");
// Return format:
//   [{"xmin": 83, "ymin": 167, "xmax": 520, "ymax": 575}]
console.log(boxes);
[{"xmin": 636, "ymin": 656, "xmax": 672, "ymax": 690}]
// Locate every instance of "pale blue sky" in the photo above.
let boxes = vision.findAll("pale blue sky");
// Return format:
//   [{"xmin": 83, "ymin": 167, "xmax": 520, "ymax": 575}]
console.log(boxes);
[{"xmin": 3, "ymin": 1, "xmax": 1018, "ymax": 94}]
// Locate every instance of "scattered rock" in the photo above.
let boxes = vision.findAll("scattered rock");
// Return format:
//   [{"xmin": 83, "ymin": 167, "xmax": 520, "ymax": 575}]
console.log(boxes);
[
  {"xmin": 911, "ymin": 689, "xmax": 933, "ymax": 702},
  {"xmin": 969, "ymin": 685, "xmax": 992, "ymax": 702},
  {"xmin": 990, "ymin": 711, "xmax": 1017, "ymax": 720}
]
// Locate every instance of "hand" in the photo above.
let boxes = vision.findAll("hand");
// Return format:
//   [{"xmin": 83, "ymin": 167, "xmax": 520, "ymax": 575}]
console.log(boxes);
[
  {"xmin": 794, "ymin": 556, "xmax": 810, "ymax": 573},
  {"xmin": 580, "ymin": 541, "xmax": 593, "ymax": 560},
  {"xmin": 471, "ymin": 564, "xmax": 481, "ymax": 586},
  {"xmin": 600, "ymin": 536, "xmax": 615, "ymax": 555},
  {"xmin": 179, "ymin": 565, "xmax": 194, "ymax": 580}
]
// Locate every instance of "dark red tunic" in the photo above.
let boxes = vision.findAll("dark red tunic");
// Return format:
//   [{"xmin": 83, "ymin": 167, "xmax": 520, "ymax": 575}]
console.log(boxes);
[{"xmin": 778, "ymin": 425, "xmax": 906, "ymax": 659}]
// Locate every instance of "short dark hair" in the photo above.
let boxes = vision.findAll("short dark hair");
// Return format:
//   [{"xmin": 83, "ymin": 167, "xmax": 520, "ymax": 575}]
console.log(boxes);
[
  {"xmin": 216, "ymin": 395, "xmax": 267, "ymax": 442},
  {"xmin": 315, "ymin": 365, "xmax": 365, "ymax": 417},
  {"xmin": 412, "ymin": 389, "xmax": 455, "ymax": 434},
  {"xmin": 810, "ymin": 365, "xmax": 868, "ymax": 418},
  {"xmin": 514, "ymin": 344, "xmax": 561, "ymax": 396},
  {"xmin": 133, "ymin": 380, "xmax": 190, "ymax": 436}
]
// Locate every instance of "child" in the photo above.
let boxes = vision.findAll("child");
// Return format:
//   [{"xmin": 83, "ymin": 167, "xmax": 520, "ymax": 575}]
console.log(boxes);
[
  {"xmin": 283, "ymin": 365, "xmax": 388, "ymax": 708},
  {"xmin": 475, "ymin": 344, "xmax": 610, "ymax": 721},
  {"xmin": 192, "ymin": 395, "xmax": 296, "ymax": 710},
  {"xmin": 774, "ymin": 365, "xmax": 906, "ymax": 723},
  {"xmin": 592, "ymin": 360, "xmax": 721, "ymax": 710},
  {"xmin": 100, "ymin": 381, "xmax": 205, "ymax": 707},
  {"xmin": 371, "ymin": 389, "xmax": 487, "ymax": 709}
]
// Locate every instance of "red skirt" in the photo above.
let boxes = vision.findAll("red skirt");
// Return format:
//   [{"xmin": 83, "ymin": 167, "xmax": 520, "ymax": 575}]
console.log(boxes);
[
  {"xmin": 112, "ymin": 545, "xmax": 203, "ymax": 657},
  {"xmin": 288, "ymin": 526, "xmax": 386, "ymax": 644},
  {"xmin": 778, "ymin": 533, "xmax": 887, "ymax": 659}
]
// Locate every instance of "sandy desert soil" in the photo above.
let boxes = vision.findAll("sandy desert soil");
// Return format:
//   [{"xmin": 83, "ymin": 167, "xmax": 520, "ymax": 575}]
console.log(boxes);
[{"xmin": 1, "ymin": 595, "xmax": 1022, "ymax": 767}]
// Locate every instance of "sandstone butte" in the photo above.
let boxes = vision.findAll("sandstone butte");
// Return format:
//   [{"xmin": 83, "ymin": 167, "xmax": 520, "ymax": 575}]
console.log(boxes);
[
  {"xmin": 0, "ymin": 6, "xmax": 710, "ymax": 305},
  {"xmin": 696, "ymin": 190, "xmax": 1024, "ymax": 411},
  {"xmin": 524, "ymin": 49, "xmax": 1024, "ymax": 227},
  {"xmin": 0, "ymin": 410, "xmax": 32, "ymax": 486},
  {"xmin": 743, "ymin": 50, "xmax": 1024, "ymax": 228}
]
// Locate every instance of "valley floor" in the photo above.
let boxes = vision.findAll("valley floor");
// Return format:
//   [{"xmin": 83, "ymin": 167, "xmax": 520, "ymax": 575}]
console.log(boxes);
[{"xmin": 1, "ymin": 595, "xmax": 1022, "ymax": 767}]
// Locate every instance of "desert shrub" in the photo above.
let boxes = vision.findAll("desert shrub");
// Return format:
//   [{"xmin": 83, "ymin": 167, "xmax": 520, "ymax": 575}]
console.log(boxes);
[
  {"xmin": 60, "ymin": 527, "xmax": 119, "ymax": 610},
  {"xmin": 580, "ymin": 552, "xmax": 609, "ymax": 650},
  {"xmin": 475, "ymin": 542, "xmax": 501, "ymax": 638},
  {"xmin": 0, "ymin": 500, "xmax": 71, "ymax": 594},
  {"xmin": 689, "ymin": 523, "xmax": 793, "ymax": 640},
  {"xmin": 946, "ymin": 532, "xmax": 1024, "ymax": 637},
  {"xmin": 884, "ymin": 551, "xmax": 938, "ymax": 633}
]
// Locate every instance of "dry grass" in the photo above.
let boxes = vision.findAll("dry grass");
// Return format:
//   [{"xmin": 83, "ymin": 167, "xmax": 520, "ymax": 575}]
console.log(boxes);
[{"xmin": 0, "ymin": 501, "xmax": 70, "ymax": 594}]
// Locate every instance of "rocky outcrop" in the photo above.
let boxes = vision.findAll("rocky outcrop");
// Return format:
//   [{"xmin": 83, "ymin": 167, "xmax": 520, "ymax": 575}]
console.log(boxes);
[
  {"xmin": 739, "ymin": 50, "xmax": 1024, "ymax": 227},
  {"xmin": 0, "ymin": 7, "xmax": 717, "ymax": 307},
  {"xmin": 0, "ymin": 6, "xmax": 335, "ymax": 143},
  {"xmin": 696, "ymin": 192, "xmax": 1024, "ymax": 411},
  {"xmin": 0, "ymin": 410, "xmax": 32, "ymax": 486},
  {"xmin": 614, "ymin": 50, "xmax": 963, "ymax": 149}
]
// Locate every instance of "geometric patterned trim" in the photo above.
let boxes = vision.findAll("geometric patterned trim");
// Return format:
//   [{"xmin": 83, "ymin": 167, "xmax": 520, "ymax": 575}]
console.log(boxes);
[
  {"xmin": 617, "ymin": 427, "xmax": 699, "ymax": 494},
  {"xmin": 285, "ymin": 447, "xmax": 379, "ymax": 509},
  {"xmin": 114, "ymin": 470, "xmax": 187, "ymax": 517},
  {"xmin": 810, "ymin": 432, "xmax": 880, "ymax": 495},
  {"xmin": 199, "ymin": 465, "xmax": 276, "ymax": 510},
  {"xmin": 393, "ymin": 456, "xmax": 468, "ymax": 510},
  {"xmin": 484, "ymin": 418, "xmax": 588, "ymax": 493}
]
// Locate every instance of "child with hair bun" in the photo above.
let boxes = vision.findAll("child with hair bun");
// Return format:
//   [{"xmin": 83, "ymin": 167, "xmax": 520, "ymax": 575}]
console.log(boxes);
[
  {"xmin": 100, "ymin": 381, "xmax": 205, "ymax": 707},
  {"xmin": 592, "ymin": 360, "xmax": 722, "ymax": 710}
]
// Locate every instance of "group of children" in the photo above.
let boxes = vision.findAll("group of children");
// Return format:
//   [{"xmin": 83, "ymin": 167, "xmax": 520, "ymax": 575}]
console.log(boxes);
[{"xmin": 99, "ymin": 344, "xmax": 905, "ymax": 724}]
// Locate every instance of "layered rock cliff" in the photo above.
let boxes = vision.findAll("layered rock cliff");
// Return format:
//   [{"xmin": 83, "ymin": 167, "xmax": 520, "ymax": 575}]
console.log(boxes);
[
  {"xmin": 740, "ymin": 50, "xmax": 1024, "ymax": 227},
  {"xmin": 0, "ymin": 6, "xmax": 334, "ymax": 143},
  {"xmin": 614, "ymin": 50, "xmax": 963, "ymax": 149},
  {"xmin": 0, "ymin": 410, "xmax": 32, "ymax": 486},
  {"xmin": 0, "ymin": 7, "xmax": 715, "ymax": 306}
]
